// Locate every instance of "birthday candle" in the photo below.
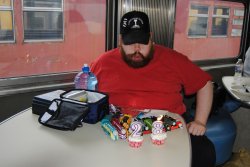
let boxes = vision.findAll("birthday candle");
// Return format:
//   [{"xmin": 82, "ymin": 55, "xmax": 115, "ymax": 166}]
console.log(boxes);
[
  {"xmin": 152, "ymin": 120, "xmax": 164, "ymax": 135},
  {"xmin": 129, "ymin": 121, "xmax": 143, "ymax": 138}
]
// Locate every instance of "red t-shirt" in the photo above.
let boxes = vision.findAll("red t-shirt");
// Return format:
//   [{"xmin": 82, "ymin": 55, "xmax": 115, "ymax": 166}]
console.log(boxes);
[{"xmin": 91, "ymin": 45, "xmax": 211, "ymax": 116}]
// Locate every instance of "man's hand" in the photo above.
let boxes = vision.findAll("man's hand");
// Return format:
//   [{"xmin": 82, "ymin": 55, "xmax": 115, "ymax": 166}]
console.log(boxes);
[
  {"xmin": 189, "ymin": 81, "xmax": 213, "ymax": 136},
  {"xmin": 187, "ymin": 120, "xmax": 206, "ymax": 136}
]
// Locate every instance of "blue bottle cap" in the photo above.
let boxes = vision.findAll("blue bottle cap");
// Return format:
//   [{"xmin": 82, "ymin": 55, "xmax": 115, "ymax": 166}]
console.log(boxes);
[{"xmin": 82, "ymin": 64, "xmax": 90, "ymax": 73}]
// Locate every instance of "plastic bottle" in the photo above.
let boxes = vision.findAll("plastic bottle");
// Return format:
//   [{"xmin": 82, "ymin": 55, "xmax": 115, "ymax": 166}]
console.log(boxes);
[
  {"xmin": 87, "ymin": 71, "xmax": 98, "ymax": 90},
  {"xmin": 74, "ymin": 64, "xmax": 90, "ymax": 89},
  {"xmin": 234, "ymin": 59, "xmax": 243, "ymax": 85}
]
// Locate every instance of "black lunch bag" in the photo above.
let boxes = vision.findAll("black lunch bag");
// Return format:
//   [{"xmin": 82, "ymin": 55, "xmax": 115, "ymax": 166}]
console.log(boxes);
[{"xmin": 38, "ymin": 89, "xmax": 109, "ymax": 131}]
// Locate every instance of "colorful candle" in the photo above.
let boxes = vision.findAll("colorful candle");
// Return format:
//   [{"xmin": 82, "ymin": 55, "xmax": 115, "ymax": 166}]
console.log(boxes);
[
  {"xmin": 129, "ymin": 121, "xmax": 143, "ymax": 138},
  {"xmin": 152, "ymin": 120, "xmax": 164, "ymax": 135}
]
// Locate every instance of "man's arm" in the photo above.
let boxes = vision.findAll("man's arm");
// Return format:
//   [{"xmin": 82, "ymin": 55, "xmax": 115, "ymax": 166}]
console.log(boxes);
[{"xmin": 187, "ymin": 81, "xmax": 213, "ymax": 136}]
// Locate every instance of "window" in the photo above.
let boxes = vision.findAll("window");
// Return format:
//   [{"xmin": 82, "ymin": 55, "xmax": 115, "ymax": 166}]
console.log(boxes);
[
  {"xmin": 231, "ymin": 29, "xmax": 242, "ymax": 37},
  {"xmin": 174, "ymin": 0, "xmax": 244, "ymax": 61},
  {"xmin": 188, "ymin": 4, "xmax": 209, "ymax": 37},
  {"xmin": 231, "ymin": 8, "xmax": 244, "ymax": 37},
  {"xmin": 0, "ymin": 0, "xmax": 106, "ymax": 78},
  {"xmin": 232, "ymin": 18, "xmax": 243, "ymax": 26},
  {"xmin": 234, "ymin": 8, "xmax": 244, "ymax": 16},
  {"xmin": 0, "ymin": 0, "xmax": 14, "ymax": 42},
  {"xmin": 211, "ymin": 6, "xmax": 229, "ymax": 36},
  {"xmin": 23, "ymin": 0, "xmax": 63, "ymax": 41}
]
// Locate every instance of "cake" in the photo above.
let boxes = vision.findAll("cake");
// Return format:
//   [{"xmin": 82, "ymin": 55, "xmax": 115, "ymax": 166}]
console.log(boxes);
[
  {"xmin": 128, "ymin": 121, "xmax": 144, "ymax": 148},
  {"xmin": 151, "ymin": 132, "xmax": 167, "ymax": 145},
  {"xmin": 128, "ymin": 135, "xmax": 144, "ymax": 148},
  {"xmin": 151, "ymin": 120, "xmax": 167, "ymax": 145}
]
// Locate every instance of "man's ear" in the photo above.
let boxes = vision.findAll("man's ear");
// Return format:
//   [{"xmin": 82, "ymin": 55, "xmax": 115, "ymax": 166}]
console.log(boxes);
[
  {"xmin": 118, "ymin": 35, "xmax": 122, "ymax": 46},
  {"xmin": 150, "ymin": 32, "xmax": 153, "ymax": 41}
]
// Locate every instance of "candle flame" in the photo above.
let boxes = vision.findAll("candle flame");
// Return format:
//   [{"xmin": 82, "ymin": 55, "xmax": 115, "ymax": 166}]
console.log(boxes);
[{"xmin": 157, "ymin": 115, "xmax": 163, "ymax": 121}]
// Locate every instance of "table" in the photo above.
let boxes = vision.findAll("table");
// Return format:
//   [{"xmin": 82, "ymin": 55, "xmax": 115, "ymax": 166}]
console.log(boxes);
[
  {"xmin": 0, "ymin": 108, "xmax": 191, "ymax": 167},
  {"xmin": 222, "ymin": 76, "xmax": 250, "ymax": 107}
]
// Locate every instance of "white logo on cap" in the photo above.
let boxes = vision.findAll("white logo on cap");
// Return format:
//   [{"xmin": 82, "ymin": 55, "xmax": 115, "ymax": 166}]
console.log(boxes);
[
  {"xmin": 132, "ymin": 19, "xmax": 140, "ymax": 28},
  {"xmin": 123, "ymin": 18, "xmax": 128, "ymax": 27},
  {"xmin": 129, "ymin": 17, "xmax": 144, "ymax": 29}
]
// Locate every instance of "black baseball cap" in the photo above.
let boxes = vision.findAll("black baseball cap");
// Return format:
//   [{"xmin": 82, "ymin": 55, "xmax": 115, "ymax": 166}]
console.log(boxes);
[{"xmin": 120, "ymin": 11, "xmax": 150, "ymax": 45}]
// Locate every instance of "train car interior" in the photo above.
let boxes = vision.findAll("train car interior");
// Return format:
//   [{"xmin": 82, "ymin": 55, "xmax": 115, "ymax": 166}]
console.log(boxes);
[{"xmin": 0, "ymin": 0, "xmax": 250, "ymax": 166}]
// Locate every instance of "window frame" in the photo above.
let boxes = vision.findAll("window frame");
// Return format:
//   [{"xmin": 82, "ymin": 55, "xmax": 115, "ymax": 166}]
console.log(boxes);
[
  {"xmin": 187, "ymin": 4, "xmax": 209, "ymax": 38},
  {"xmin": 211, "ymin": 6, "xmax": 230, "ymax": 37},
  {"xmin": 0, "ymin": 0, "xmax": 15, "ymax": 43},
  {"xmin": 22, "ymin": 0, "xmax": 64, "ymax": 43}
]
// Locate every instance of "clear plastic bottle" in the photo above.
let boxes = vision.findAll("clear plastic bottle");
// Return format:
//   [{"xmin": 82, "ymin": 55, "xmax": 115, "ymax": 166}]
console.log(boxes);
[
  {"xmin": 74, "ymin": 64, "xmax": 98, "ymax": 90},
  {"xmin": 234, "ymin": 59, "xmax": 243, "ymax": 85},
  {"xmin": 234, "ymin": 59, "xmax": 243, "ymax": 77},
  {"xmin": 74, "ymin": 64, "xmax": 90, "ymax": 89},
  {"xmin": 87, "ymin": 72, "xmax": 98, "ymax": 90}
]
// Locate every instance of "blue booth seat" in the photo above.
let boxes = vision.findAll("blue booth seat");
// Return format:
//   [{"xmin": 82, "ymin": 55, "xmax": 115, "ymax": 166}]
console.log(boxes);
[
  {"xmin": 205, "ymin": 110, "xmax": 237, "ymax": 166},
  {"xmin": 187, "ymin": 82, "xmax": 239, "ymax": 166}
]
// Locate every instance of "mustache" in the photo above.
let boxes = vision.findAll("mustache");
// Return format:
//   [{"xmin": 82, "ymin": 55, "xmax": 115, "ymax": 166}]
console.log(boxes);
[{"xmin": 127, "ymin": 51, "xmax": 144, "ymax": 58}]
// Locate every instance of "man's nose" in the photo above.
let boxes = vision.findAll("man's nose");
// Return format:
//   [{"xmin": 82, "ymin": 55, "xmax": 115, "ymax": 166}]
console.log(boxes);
[{"xmin": 134, "ymin": 43, "xmax": 141, "ymax": 51}]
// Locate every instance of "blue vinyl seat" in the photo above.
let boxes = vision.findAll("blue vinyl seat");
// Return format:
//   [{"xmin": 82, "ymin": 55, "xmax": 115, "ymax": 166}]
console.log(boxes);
[
  {"xmin": 187, "ymin": 82, "xmax": 240, "ymax": 166},
  {"xmin": 205, "ymin": 110, "xmax": 236, "ymax": 166}
]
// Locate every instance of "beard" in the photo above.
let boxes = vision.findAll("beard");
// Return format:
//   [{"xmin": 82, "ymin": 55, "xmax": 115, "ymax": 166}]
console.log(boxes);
[{"xmin": 120, "ymin": 45, "xmax": 154, "ymax": 68}]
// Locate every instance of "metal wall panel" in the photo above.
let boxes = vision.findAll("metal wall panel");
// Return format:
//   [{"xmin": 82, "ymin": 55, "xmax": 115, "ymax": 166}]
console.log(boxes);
[{"xmin": 117, "ymin": 0, "xmax": 176, "ymax": 48}]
